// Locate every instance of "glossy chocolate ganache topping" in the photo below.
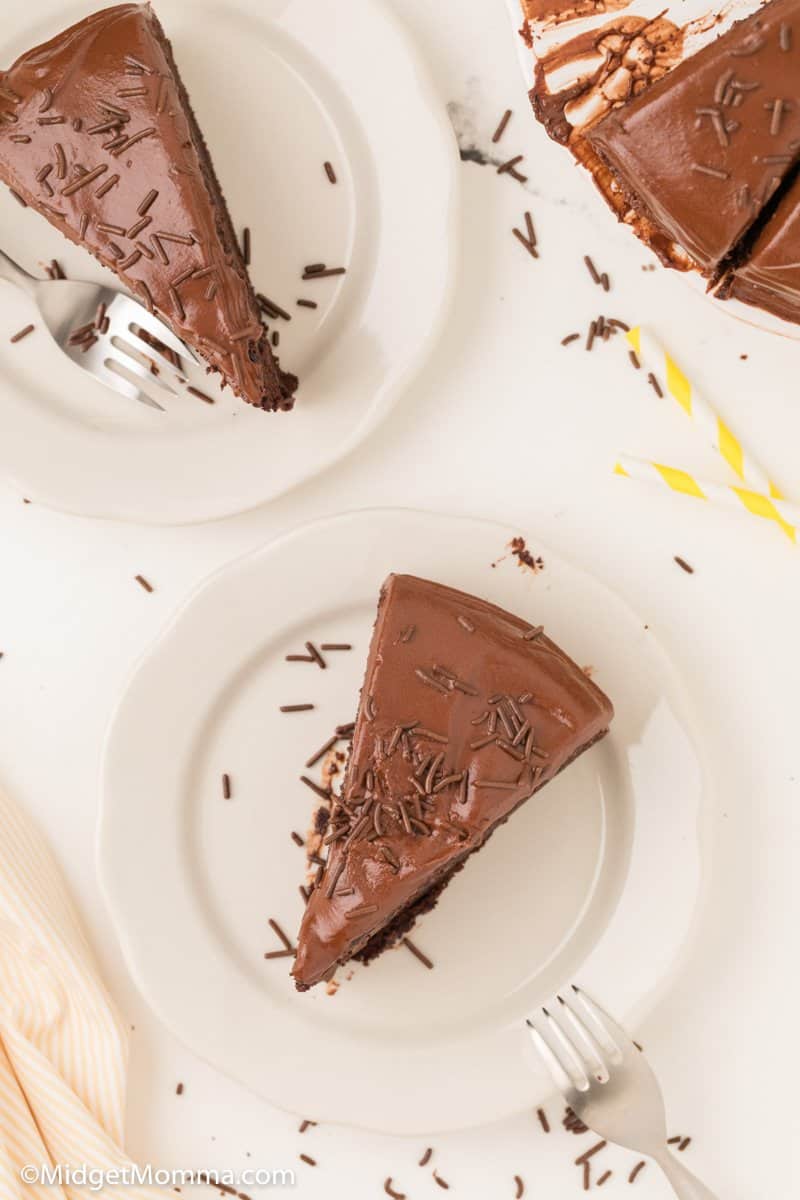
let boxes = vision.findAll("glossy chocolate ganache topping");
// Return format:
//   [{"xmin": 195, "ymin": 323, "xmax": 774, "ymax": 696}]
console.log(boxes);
[
  {"xmin": 292, "ymin": 574, "xmax": 614, "ymax": 991},
  {"xmin": 0, "ymin": 4, "xmax": 296, "ymax": 410},
  {"xmin": 586, "ymin": 0, "xmax": 800, "ymax": 278}
]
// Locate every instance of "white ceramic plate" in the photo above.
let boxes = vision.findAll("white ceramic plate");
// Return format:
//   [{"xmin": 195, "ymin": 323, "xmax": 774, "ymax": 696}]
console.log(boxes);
[
  {"xmin": 504, "ymin": 0, "xmax": 800, "ymax": 340},
  {"xmin": 0, "ymin": 0, "xmax": 458, "ymax": 522},
  {"xmin": 99, "ymin": 508, "xmax": 711, "ymax": 1134}
]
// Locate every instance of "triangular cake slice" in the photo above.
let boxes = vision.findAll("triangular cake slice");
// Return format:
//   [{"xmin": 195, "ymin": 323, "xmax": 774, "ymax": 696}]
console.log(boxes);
[
  {"xmin": 0, "ymin": 4, "xmax": 295, "ymax": 410},
  {"xmin": 293, "ymin": 574, "xmax": 614, "ymax": 990}
]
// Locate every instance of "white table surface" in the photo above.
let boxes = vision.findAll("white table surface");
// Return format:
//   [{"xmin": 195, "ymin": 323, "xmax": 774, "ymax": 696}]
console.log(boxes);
[{"xmin": 0, "ymin": 0, "xmax": 798, "ymax": 1196}]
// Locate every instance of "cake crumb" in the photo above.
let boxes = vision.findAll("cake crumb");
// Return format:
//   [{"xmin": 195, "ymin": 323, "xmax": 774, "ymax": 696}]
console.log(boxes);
[{"xmin": 510, "ymin": 537, "xmax": 544, "ymax": 573}]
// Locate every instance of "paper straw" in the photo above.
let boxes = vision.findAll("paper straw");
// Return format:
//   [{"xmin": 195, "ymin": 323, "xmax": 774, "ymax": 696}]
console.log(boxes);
[
  {"xmin": 626, "ymin": 327, "xmax": 784, "ymax": 499},
  {"xmin": 615, "ymin": 454, "xmax": 797, "ymax": 542}
]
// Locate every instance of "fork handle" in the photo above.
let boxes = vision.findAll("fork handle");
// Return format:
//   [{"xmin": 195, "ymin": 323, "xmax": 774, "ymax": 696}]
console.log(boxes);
[
  {"xmin": 655, "ymin": 1150, "xmax": 719, "ymax": 1199},
  {"xmin": 0, "ymin": 248, "xmax": 39, "ymax": 298}
]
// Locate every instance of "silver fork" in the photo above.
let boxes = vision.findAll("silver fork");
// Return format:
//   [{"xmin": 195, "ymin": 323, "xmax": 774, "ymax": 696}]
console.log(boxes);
[
  {"xmin": 0, "ymin": 246, "xmax": 211, "ymax": 411},
  {"xmin": 527, "ymin": 986, "xmax": 718, "ymax": 1199}
]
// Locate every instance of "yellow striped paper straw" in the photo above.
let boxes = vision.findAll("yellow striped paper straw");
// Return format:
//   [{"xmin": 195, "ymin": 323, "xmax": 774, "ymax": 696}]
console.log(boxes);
[
  {"xmin": 615, "ymin": 454, "xmax": 797, "ymax": 542},
  {"xmin": 626, "ymin": 327, "xmax": 784, "ymax": 499}
]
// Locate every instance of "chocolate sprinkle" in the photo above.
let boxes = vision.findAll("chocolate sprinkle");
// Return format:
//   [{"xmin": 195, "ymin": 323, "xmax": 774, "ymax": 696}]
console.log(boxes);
[
  {"xmin": 575, "ymin": 1140, "xmax": 606, "ymax": 1165},
  {"xmin": 176, "ymin": 1082, "xmax": 184, "ymax": 1095},
  {"xmin": 134, "ymin": 574, "xmax": 153, "ymax": 593},
  {"xmin": 298, "ymin": 1155, "xmax": 316, "ymax": 1167},
  {"xmin": 492, "ymin": 109, "xmax": 513, "ymax": 142},
  {"xmin": 324, "ymin": 161, "xmax": 337, "ymax": 183},
  {"xmin": 418, "ymin": 1149, "xmax": 433, "ymax": 1167},
  {"xmin": 536, "ymin": 1108, "xmax": 550, "ymax": 1133},
  {"xmin": 222, "ymin": 773, "xmax": 231, "ymax": 799},
  {"xmin": 674, "ymin": 555, "xmax": 694, "ymax": 574},
  {"xmin": 280, "ymin": 704, "xmax": 314, "ymax": 712},
  {"xmin": 402, "ymin": 937, "xmax": 434, "ymax": 969},
  {"xmin": 513, "ymin": 1176, "xmax": 524, "ymax": 1198},
  {"xmin": 9, "ymin": 325, "xmax": 34, "ymax": 344},
  {"xmin": 432, "ymin": 1171, "xmax": 449, "ymax": 1190},
  {"xmin": 300, "ymin": 774, "xmax": 331, "ymax": 800},
  {"xmin": 628, "ymin": 1162, "xmax": 646, "ymax": 1183},
  {"xmin": 268, "ymin": 918, "xmax": 293, "ymax": 951},
  {"xmin": 561, "ymin": 332, "xmax": 580, "ymax": 346},
  {"xmin": 384, "ymin": 1180, "xmax": 406, "ymax": 1200},
  {"xmin": 597, "ymin": 1170, "xmax": 612, "ymax": 1186},
  {"xmin": 647, "ymin": 372, "xmax": 664, "ymax": 397},
  {"xmin": 320, "ymin": 643, "xmax": 351, "ymax": 650}
]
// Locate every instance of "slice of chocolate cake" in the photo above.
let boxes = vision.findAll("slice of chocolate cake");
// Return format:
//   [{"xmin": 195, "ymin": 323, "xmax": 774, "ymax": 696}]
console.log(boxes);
[
  {"xmin": 0, "ymin": 4, "xmax": 296, "ymax": 410},
  {"xmin": 585, "ymin": 0, "xmax": 800, "ymax": 277},
  {"xmin": 722, "ymin": 174, "xmax": 800, "ymax": 324},
  {"xmin": 292, "ymin": 574, "xmax": 614, "ymax": 991}
]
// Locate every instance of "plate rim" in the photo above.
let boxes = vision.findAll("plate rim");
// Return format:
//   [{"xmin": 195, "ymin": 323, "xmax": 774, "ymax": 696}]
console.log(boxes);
[{"xmin": 97, "ymin": 505, "xmax": 717, "ymax": 1134}]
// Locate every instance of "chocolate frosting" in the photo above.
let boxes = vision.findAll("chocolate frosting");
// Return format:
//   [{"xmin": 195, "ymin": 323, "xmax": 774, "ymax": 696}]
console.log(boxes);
[
  {"xmin": 292, "ymin": 574, "xmax": 614, "ymax": 991},
  {"xmin": 586, "ymin": 0, "xmax": 800, "ymax": 276},
  {"xmin": 0, "ymin": 4, "xmax": 296, "ymax": 410},
  {"xmin": 724, "ymin": 175, "xmax": 800, "ymax": 323}
]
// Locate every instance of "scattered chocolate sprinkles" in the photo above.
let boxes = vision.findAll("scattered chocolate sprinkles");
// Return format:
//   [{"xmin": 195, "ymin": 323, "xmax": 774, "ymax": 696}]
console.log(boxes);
[
  {"xmin": 690, "ymin": 162, "xmax": 729, "ymax": 180},
  {"xmin": 291, "ymin": 831, "xmax": 305, "ymax": 847},
  {"xmin": 628, "ymin": 1162, "xmax": 646, "ymax": 1183},
  {"xmin": 674, "ymin": 556, "xmax": 694, "ymax": 574},
  {"xmin": 324, "ymin": 161, "xmax": 337, "ymax": 184},
  {"xmin": 298, "ymin": 1119, "xmax": 316, "ymax": 1133},
  {"xmin": 297, "ymin": 299, "xmax": 318, "ymax": 309},
  {"xmin": 305, "ymin": 642, "xmax": 326, "ymax": 669},
  {"xmin": 301, "ymin": 774, "xmax": 331, "ymax": 800},
  {"xmin": 513, "ymin": 1176, "xmax": 524, "ymax": 1198},
  {"xmin": 597, "ymin": 1170, "xmax": 612, "ymax": 1187},
  {"xmin": 497, "ymin": 154, "xmax": 528, "ymax": 183},
  {"xmin": 280, "ymin": 703, "xmax": 314, "ymax": 712},
  {"xmin": 679, "ymin": 1137, "xmax": 692, "ymax": 1152},
  {"xmin": 536, "ymin": 1108, "xmax": 550, "ymax": 1133},
  {"xmin": 492, "ymin": 109, "xmax": 513, "ymax": 142},
  {"xmin": 432, "ymin": 1170, "xmax": 449, "ymax": 1190},
  {"xmin": 134, "ymin": 574, "xmax": 153, "ymax": 593},
  {"xmin": 418, "ymin": 1149, "xmax": 433, "ymax": 1167},
  {"xmin": 242, "ymin": 226, "xmax": 251, "ymax": 266},
  {"xmin": 384, "ymin": 1181, "xmax": 405, "ymax": 1200},
  {"xmin": 268, "ymin": 918, "xmax": 293, "ymax": 951},
  {"xmin": 575, "ymin": 1141, "xmax": 606, "ymax": 1165},
  {"xmin": 302, "ymin": 266, "xmax": 346, "ymax": 280},
  {"xmin": 298, "ymin": 1155, "xmax": 316, "ymax": 1167},
  {"xmin": 9, "ymin": 325, "xmax": 34, "ymax": 344},
  {"xmin": 561, "ymin": 332, "xmax": 580, "ymax": 346},
  {"xmin": 187, "ymin": 386, "xmax": 214, "ymax": 405},
  {"xmin": 320, "ymin": 642, "xmax": 351, "ymax": 651},
  {"xmin": 222, "ymin": 773, "xmax": 231, "ymax": 800},
  {"xmin": 582, "ymin": 1162, "xmax": 591, "ymax": 1191},
  {"xmin": 647, "ymin": 372, "xmax": 663, "ymax": 397},
  {"xmin": 402, "ymin": 937, "xmax": 434, "ymax": 969}
]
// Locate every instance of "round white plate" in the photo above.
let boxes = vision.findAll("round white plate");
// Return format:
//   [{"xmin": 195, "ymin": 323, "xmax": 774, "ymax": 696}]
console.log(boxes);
[
  {"xmin": 0, "ymin": 0, "xmax": 458, "ymax": 523},
  {"xmin": 99, "ymin": 508, "xmax": 711, "ymax": 1134}
]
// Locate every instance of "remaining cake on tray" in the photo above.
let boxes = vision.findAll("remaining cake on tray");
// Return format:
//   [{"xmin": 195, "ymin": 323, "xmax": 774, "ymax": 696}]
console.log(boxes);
[
  {"xmin": 585, "ymin": 0, "xmax": 800, "ymax": 279},
  {"xmin": 0, "ymin": 3, "xmax": 296, "ymax": 410},
  {"xmin": 292, "ymin": 573, "xmax": 614, "ymax": 991}
]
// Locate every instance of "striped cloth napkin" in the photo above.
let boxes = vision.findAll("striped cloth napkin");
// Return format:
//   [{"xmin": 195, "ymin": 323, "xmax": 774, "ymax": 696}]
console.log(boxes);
[{"xmin": 0, "ymin": 786, "xmax": 155, "ymax": 1200}]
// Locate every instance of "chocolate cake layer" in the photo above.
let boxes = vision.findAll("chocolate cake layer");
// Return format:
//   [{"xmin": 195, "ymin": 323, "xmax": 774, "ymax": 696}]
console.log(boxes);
[
  {"xmin": 0, "ymin": 4, "xmax": 296, "ymax": 410},
  {"xmin": 292, "ymin": 574, "xmax": 614, "ymax": 991},
  {"xmin": 723, "ymin": 171, "xmax": 800, "ymax": 322},
  {"xmin": 586, "ymin": 0, "xmax": 800, "ymax": 276}
]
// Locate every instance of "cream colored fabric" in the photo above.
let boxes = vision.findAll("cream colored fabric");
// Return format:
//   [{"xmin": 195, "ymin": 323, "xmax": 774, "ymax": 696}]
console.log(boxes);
[{"xmin": 0, "ymin": 787, "xmax": 150, "ymax": 1200}]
